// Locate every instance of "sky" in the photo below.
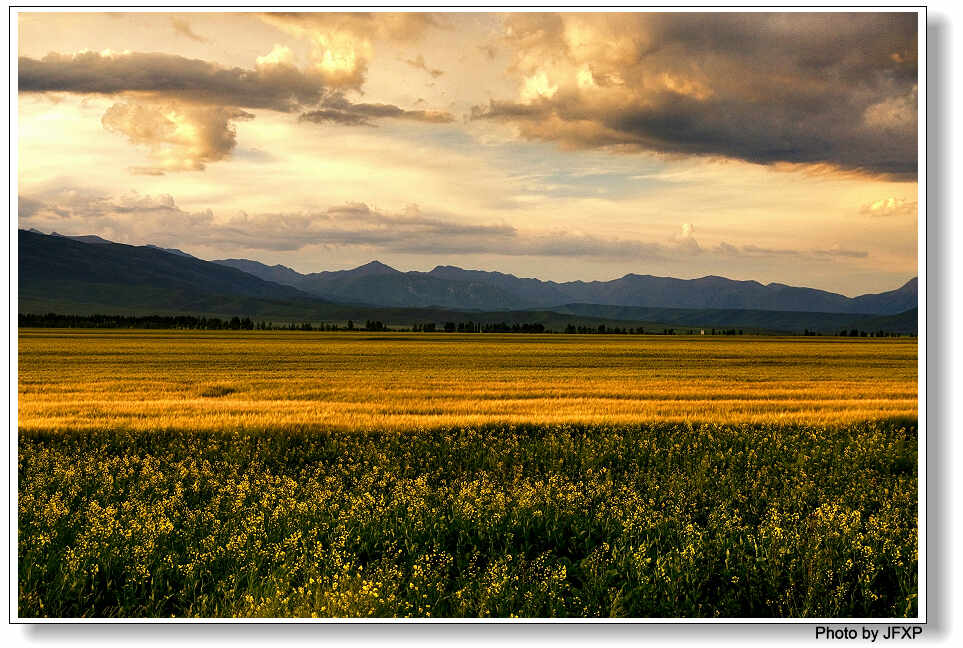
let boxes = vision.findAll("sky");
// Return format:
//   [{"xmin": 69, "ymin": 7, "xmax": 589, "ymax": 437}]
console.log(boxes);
[{"xmin": 16, "ymin": 11, "xmax": 919, "ymax": 296}]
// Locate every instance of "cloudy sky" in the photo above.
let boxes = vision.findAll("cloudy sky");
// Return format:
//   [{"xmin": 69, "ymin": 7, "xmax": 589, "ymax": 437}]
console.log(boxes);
[{"xmin": 17, "ymin": 11, "xmax": 919, "ymax": 295}]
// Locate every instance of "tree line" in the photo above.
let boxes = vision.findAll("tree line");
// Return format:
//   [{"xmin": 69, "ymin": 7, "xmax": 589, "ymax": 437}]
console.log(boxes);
[
  {"xmin": 832, "ymin": 328, "xmax": 907, "ymax": 338},
  {"xmin": 411, "ymin": 322, "xmax": 547, "ymax": 333},
  {"xmin": 18, "ymin": 313, "xmax": 911, "ymax": 336},
  {"xmin": 19, "ymin": 313, "xmax": 267, "ymax": 330}
]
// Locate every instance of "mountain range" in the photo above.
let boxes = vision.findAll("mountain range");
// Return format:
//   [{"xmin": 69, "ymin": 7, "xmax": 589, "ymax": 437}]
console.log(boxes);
[
  {"xmin": 18, "ymin": 229, "xmax": 918, "ymax": 334},
  {"xmin": 212, "ymin": 257, "xmax": 917, "ymax": 315}
]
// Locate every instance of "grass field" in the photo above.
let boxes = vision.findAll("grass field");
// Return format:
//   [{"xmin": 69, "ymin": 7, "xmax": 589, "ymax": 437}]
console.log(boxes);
[{"xmin": 17, "ymin": 330, "xmax": 918, "ymax": 618}]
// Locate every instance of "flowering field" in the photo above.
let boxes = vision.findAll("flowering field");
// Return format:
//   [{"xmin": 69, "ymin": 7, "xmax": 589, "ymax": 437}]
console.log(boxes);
[{"xmin": 17, "ymin": 330, "xmax": 918, "ymax": 618}]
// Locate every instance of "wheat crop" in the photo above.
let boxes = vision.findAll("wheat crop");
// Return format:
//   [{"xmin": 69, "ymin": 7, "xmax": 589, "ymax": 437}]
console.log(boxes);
[{"xmin": 18, "ymin": 331, "xmax": 917, "ymax": 432}]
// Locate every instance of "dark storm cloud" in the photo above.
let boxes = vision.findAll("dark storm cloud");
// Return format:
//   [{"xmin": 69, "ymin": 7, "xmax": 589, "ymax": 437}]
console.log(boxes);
[
  {"xmin": 300, "ymin": 94, "xmax": 454, "ymax": 127},
  {"xmin": 19, "ymin": 51, "xmax": 452, "ymax": 120},
  {"xmin": 474, "ymin": 12, "xmax": 918, "ymax": 179},
  {"xmin": 297, "ymin": 109, "xmax": 371, "ymax": 127},
  {"xmin": 18, "ymin": 51, "xmax": 326, "ymax": 112},
  {"xmin": 812, "ymin": 247, "xmax": 870, "ymax": 259}
]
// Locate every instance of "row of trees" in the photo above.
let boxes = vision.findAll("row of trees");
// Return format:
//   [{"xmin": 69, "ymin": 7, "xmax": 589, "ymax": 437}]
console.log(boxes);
[
  {"xmin": 413, "ymin": 322, "xmax": 546, "ymax": 333},
  {"xmin": 561, "ymin": 325, "xmax": 746, "ymax": 335},
  {"xmin": 567, "ymin": 324, "xmax": 656, "ymax": 334},
  {"xmin": 19, "ymin": 313, "xmax": 912, "ymax": 337},
  {"xmin": 835, "ymin": 328, "xmax": 908, "ymax": 338},
  {"xmin": 17, "ymin": 314, "xmax": 388, "ymax": 332},
  {"xmin": 18, "ymin": 313, "xmax": 266, "ymax": 330}
]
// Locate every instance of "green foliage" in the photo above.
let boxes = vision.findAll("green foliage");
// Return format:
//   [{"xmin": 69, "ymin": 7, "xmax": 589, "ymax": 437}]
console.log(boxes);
[{"xmin": 19, "ymin": 421, "xmax": 917, "ymax": 618}]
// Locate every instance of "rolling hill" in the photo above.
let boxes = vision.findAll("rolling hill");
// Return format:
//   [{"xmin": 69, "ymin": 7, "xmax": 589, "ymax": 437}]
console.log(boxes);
[{"xmin": 18, "ymin": 229, "xmax": 330, "ymax": 316}]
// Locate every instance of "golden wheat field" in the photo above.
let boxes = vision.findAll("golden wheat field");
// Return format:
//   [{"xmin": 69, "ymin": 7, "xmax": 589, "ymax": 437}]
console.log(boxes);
[{"xmin": 17, "ymin": 330, "xmax": 917, "ymax": 431}]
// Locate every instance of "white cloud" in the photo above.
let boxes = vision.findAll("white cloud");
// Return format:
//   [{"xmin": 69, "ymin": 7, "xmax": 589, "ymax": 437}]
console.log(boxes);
[
  {"xmin": 672, "ymin": 222, "xmax": 702, "ymax": 254},
  {"xmin": 859, "ymin": 197, "xmax": 917, "ymax": 218},
  {"xmin": 256, "ymin": 44, "xmax": 297, "ymax": 68}
]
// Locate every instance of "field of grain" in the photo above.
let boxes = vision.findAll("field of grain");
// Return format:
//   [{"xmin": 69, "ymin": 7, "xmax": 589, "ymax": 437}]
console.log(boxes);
[
  {"xmin": 18, "ymin": 330, "xmax": 918, "ymax": 431},
  {"xmin": 17, "ymin": 330, "xmax": 918, "ymax": 618}
]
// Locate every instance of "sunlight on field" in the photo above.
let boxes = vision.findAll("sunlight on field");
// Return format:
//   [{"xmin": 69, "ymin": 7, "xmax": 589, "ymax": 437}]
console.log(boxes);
[
  {"xmin": 17, "ymin": 330, "xmax": 919, "ymax": 618},
  {"xmin": 18, "ymin": 330, "xmax": 918, "ymax": 431}
]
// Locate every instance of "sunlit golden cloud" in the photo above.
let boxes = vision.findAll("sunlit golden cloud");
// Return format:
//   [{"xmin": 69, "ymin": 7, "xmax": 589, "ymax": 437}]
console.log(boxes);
[
  {"xmin": 257, "ymin": 12, "xmax": 441, "ymax": 88},
  {"xmin": 474, "ymin": 12, "xmax": 917, "ymax": 179}
]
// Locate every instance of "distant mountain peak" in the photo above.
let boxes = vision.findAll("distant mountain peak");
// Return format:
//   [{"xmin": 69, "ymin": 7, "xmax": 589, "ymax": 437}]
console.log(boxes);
[
  {"xmin": 351, "ymin": 260, "xmax": 400, "ymax": 275},
  {"xmin": 428, "ymin": 265, "xmax": 528, "ymax": 282},
  {"xmin": 51, "ymin": 231, "xmax": 114, "ymax": 245},
  {"xmin": 358, "ymin": 260, "xmax": 394, "ymax": 269},
  {"xmin": 145, "ymin": 244, "xmax": 195, "ymax": 259},
  {"xmin": 700, "ymin": 275, "xmax": 733, "ymax": 282}
]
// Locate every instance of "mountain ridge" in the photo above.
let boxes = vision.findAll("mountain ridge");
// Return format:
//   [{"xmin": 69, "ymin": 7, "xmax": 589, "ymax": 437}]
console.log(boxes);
[
  {"xmin": 214, "ymin": 256, "xmax": 917, "ymax": 315},
  {"xmin": 18, "ymin": 229, "xmax": 327, "ymax": 312},
  {"xmin": 17, "ymin": 229, "xmax": 917, "ymax": 334},
  {"xmin": 20, "ymin": 228, "xmax": 916, "ymax": 316}
]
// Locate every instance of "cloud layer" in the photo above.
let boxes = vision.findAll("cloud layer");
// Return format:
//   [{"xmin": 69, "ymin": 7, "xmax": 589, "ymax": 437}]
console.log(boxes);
[
  {"xmin": 19, "ymin": 50, "xmax": 326, "ymax": 111},
  {"xmin": 299, "ymin": 94, "xmax": 453, "ymax": 127},
  {"xmin": 258, "ymin": 12, "xmax": 441, "ymax": 89},
  {"xmin": 19, "ymin": 188, "xmax": 866, "ymax": 264},
  {"xmin": 18, "ymin": 13, "xmax": 917, "ymax": 178},
  {"xmin": 19, "ymin": 49, "xmax": 452, "ymax": 171},
  {"xmin": 472, "ymin": 13, "xmax": 917, "ymax": 179}
]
